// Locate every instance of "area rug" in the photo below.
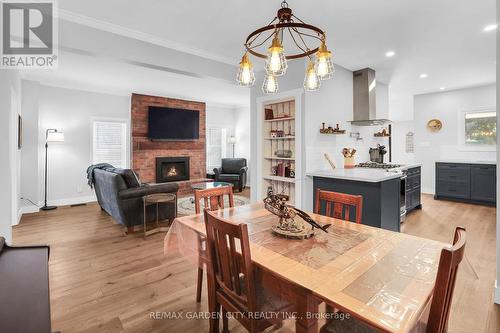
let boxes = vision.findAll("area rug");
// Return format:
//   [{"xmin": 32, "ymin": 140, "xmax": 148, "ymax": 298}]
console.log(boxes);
[{"xmin": 177, "ymin": 195, "xmax": 251, "ymax": 216}]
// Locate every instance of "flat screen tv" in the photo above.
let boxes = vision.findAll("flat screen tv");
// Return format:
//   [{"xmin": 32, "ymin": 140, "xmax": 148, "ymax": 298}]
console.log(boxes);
[{"xmin": 148, "ymin": 106, "xmax": 199, "ymax": 140}]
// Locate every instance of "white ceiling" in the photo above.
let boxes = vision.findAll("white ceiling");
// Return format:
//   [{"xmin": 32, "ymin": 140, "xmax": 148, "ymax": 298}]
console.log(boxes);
[
  {"xmin": 32, "ymin": 0, "xmax": 497, "ymax": 106},
  {"xmin": 22, "ymin": 50, "xmax": 249, "ymax": 107}
]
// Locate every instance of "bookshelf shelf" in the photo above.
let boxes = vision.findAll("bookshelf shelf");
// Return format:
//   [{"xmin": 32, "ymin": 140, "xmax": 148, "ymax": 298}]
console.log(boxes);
[{"xmin": 263, "ymin": 176, "xmax": 297, "ymax": 183}]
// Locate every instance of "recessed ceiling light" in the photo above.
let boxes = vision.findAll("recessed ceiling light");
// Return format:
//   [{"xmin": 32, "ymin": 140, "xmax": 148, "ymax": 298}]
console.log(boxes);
[
  {"xmin": 419, "ymin": 73, "xmax": 428, "ymax": 79},
  {"xmin": 385, "ymin": 51, "xmax": 396, "ymax": 57},
  {"xmin": 483, "ymin": 24, "xmax": 498, "ymax": 32},
  {"xmin": 439, "ymin": 87, "xmax": 445, "ymax": 90}
]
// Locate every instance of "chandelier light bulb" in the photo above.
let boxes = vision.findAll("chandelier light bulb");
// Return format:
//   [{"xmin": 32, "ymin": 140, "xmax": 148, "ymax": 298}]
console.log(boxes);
[
  {"xmin": 265, "ymin": 34, "xmax": 287, "ymax": 76},
  {"xmin": 315, "ymin": 40, "xmax": 334, "ymax": 80},
  {"xmin": 236, "ymin": 52, "xmax": 255, "ymax": 87},
  {"xmin": 262, "ymin": 74, "xmax": 279, "ymax": 94},
  {"xmin": 304, "ymin": 60, "xmax": 321, "ymax": 91}
]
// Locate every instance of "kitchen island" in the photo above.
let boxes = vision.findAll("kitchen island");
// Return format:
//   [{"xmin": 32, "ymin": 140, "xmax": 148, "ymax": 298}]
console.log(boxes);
[{"xmin": 307, "ymin": 168, "xmax": 402, "ymax": 231}]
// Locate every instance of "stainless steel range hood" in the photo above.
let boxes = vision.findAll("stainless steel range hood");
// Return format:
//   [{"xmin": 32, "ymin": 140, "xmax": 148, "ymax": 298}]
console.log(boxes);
[{"xmin": 349, "ymin": 68, "xmax": 391, "ymax": 126}]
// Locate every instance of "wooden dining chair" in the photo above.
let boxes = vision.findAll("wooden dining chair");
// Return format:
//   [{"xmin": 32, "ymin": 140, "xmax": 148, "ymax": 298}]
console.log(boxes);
[
  {"xmin": 426, "ymin": 226, "xmax": 466, "ymax": 333},
  {"xmin": 204, "ymin": 209, "xmax": 290, "ymax": 333},
  {"xmin": 194, "ymin": 186, "xmax": 234, "ymax": 303},
  {"xmin": 319, "ymin": 226, "xmax": 467, "ymax": 333},
  {"xmin": 194, "ymin": 186, "xmax": 234, "ymax": 215},
  {"xmin": 314, "ymin": 189, "xmax": 363, "ymax": 224}
]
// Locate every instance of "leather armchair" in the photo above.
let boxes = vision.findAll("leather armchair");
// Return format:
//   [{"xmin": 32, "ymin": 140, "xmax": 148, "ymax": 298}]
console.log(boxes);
[{"xmin": 213, "ymin": 158, "xmax": 248, "ymax": 192}]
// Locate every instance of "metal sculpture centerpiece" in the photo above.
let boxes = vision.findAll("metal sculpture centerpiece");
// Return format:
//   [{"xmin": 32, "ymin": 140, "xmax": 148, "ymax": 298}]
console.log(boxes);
[
  {"xmin": 264, "ymin": 192, "xmax": 330, "ymax": 239},
  {"xmin": 236, "ymin": 0, "xmax": 335, "ymax": 94}
]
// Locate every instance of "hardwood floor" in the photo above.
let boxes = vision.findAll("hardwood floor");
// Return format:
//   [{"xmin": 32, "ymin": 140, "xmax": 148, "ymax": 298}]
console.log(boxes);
[{"xmin": 12, "ymin": 193, "xmax": 500, "ymax": 333}]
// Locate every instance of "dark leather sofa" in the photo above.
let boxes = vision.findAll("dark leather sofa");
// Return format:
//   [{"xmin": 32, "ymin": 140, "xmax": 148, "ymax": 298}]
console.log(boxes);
[
  {"xmin": 92, "ymin": 168, "xmax": 178, "ymax": 227},
  {"xmin": 213, "ymin": 158, "xmax": 248, "ymax": 192}
]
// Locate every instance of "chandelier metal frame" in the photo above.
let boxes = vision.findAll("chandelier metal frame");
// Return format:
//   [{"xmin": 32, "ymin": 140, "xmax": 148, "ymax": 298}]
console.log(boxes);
[{"xmin": 244, "ymin": 0, "xmax": 326, "ymax": 61}]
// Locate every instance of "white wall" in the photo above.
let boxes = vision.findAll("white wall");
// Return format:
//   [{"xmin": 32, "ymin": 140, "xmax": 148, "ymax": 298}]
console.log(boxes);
[
  {"xmin": 391, "ymin": 120, "xmax": 415, "ymax": 165},
  {"xmin": 20, "ymin": 82, "xmax": 131, "ymax": 209},
  {"xmin": 234, "ymin": 106, "xmax": 251, "ymax": 179},
  {"xmin": 414, "ymin": 84, "xmax": 496, "ymax": 193},
  {"xmin": 0, "ymin": 70, "xmax": 21, "ymax": 243}
]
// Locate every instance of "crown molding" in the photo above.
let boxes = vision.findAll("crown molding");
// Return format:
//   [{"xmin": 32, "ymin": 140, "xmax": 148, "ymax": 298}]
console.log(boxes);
[{"xmin": 58, "ymin": 9, "xmax": 237, "ymax": 66}]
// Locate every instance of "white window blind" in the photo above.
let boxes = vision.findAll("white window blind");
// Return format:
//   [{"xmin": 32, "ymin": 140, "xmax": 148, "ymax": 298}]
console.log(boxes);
[
  {"xmin": 92, "ymin": 121, "xmax": 127, "ymax": 168},
  {"xmin": 206, "ymin": 127, "xmax": 227, "ymax": 172}
]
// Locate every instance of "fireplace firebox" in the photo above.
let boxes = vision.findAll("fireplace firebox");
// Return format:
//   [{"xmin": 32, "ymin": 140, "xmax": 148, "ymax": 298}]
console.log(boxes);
[{"xmin": 156, "ymin": 157, "xmax": 190, "ymax": 183}]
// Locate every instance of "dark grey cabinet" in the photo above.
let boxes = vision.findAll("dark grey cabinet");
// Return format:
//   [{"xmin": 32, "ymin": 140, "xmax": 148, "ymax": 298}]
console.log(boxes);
[
  {"xmin": 406, "ymin": 167, "xmax": 421, "ymax": 213},
  {"xmin": 470, "ymin": 165, "xmax": 496, "ymax": 202},
  {"xmin": 435, "ymin": 162, "xmax": 496, "ymax": 205}
]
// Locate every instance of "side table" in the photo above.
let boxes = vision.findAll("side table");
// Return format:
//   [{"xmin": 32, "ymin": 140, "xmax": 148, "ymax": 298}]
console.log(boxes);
[{"xmin": 142, "ymin": 193, "xmax": 177, "ymax": 238}]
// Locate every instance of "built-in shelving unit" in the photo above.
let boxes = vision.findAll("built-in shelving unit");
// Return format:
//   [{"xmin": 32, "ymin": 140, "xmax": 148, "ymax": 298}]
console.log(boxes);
[
  {"xmin": 261, "ymin": 100, "xmax": 297, "ymax": 204},
  {"xmin": 253, "ymin": 89, "xmax": 304, "ymax": 208}
]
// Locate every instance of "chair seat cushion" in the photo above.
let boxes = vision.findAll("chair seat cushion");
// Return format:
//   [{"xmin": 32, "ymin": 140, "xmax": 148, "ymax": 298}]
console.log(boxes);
[
  {"xmin": 218, "ymin": 174, "xmax": 240, "ymax": 181},
  {"xmin": 321, "ymin": 315, "xmax": 379, "ymax": 333}
]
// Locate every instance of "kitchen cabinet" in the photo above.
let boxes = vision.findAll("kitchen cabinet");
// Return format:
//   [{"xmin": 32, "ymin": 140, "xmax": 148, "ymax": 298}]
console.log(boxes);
[
  {"xmin": 405, "ymin": 166, "xmax": 422, "ymax": 213},
  {"xmin": 435, "ymin": 162, "xmax": 496, "ymax": 205},
  {"xmin": 470, "ymin": 165, "xmax": 496, "ymax": 202}
]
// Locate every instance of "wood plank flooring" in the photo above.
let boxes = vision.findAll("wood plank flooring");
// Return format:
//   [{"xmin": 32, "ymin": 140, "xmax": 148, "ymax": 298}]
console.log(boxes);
[{"xmin": 12, "ymin": 193, "xmax": 500, "ymax": 333}]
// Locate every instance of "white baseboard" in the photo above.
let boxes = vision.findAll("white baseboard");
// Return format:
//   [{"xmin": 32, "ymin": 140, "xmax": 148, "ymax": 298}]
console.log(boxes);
[
  {"xmin": 16, "ymin": 204, "xmax": 41, "ymax": 225},
  {"xmin": 17, "ymin": 195, "xmax": 98, "ymax": 223},
  {"xmin": 47, "ymin": 195, "xmax": 97, "ymax": 207},
  {"xmin": 495, "ymin": 280, "xmax": 500, "ymax": 304},
  {"xmin": 421, "ymin": 187, "xmax": 435, "ymax": 195}
]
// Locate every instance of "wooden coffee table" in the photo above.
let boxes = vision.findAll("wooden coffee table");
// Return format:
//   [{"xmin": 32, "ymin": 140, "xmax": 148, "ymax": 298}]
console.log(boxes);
[{"xmin": 142, "ymin": 193, "xmax": 177, "ymax": 238}]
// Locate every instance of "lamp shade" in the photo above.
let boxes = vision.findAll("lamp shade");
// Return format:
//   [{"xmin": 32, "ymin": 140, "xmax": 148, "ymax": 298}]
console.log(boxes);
[
  {"xmin": 228, "ymin": 136, "xmax": 237, "ymax": 144},
  {"xmin": 47, "ymin": 131, "xmax": 64, "ymax": 142}
]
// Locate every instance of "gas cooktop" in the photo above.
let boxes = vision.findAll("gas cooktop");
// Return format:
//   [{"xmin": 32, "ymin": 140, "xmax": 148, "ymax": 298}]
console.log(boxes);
[{"xmin": 356, "ymin": 162, "xmax": 403, "ymax": 169}]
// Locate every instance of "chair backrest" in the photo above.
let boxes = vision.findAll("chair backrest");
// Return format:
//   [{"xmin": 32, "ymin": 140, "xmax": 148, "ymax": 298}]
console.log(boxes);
[
  {"xmin": 221, "ymin": 158, "xmax": 247, "ymax": 174},
  {"xmin": 314, "ymin": 189, "xmax": 363, "ymax": 224},
  {"xmin": 426, "ymin": 227, "xmax": 466, "ymax": 333},
  {"xmin": 194, "ymin": 186, "xmax": 234, "ymax": 214},
  {"xmin": 204, "ymin": 209, "xmax": 257, "ymax": 316}
]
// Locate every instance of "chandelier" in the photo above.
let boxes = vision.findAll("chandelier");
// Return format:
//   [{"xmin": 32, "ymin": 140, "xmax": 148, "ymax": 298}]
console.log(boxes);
[{"xmin": 237, "ymin": 0, "xmax": 334, "ymax": 93}]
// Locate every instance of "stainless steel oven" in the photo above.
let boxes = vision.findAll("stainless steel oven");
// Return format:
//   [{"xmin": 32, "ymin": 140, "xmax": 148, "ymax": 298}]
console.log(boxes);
[{"xmin": 400, "ymin": 170, "xmax": 407, "ymax": 222}]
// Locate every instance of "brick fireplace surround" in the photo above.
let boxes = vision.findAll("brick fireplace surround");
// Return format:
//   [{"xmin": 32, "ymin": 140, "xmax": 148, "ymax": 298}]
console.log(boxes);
[{"xmin": 131, "ymin": 93, "xmax": 207, "ymax": 195}]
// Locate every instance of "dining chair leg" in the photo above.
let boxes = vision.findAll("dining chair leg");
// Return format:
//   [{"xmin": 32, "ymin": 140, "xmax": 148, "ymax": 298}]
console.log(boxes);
[
  {"xmin": 222, "ymin": 308, "xmax": 229, "ymax": 333},
  {"xmin": 196, "ymin": 267, "xmax": 203, "ymax": 303}
]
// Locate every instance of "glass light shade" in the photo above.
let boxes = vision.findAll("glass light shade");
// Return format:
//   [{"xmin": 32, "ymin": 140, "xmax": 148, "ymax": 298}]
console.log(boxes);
[
  {"xmin": 228, "ymin": 136, "xmax": 237, "ymax": 144},
  {"xmin": 315, "ymin": 41, "xmax": 334, "ymax": 80},
  {"xmin": 262, "ymin": 74, "xmax": 278, "ymax": 94},
  {"xmin": 265, "ymin": 35, "xmax": 287, "ymax": 76},
  {"xmin": 304, "ymin": 60, "xmax": 321, "ymax": 92},
  {"xmin": 236, "ymin": 53, "xmax": 255, "ymax": 87},
  {"xmin": 47, "ymin": 131, "xmax": 64, "ymax": 142}
]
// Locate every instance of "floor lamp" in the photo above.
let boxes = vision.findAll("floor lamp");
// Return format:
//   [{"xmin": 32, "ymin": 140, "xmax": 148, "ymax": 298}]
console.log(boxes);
[
  {"xmin": 228, "ymin": 136, "xmax": 236, "ymax": 158},
  {"xmin": 42, "ymin": 129, "xmax": 64, "ymax": 211}
]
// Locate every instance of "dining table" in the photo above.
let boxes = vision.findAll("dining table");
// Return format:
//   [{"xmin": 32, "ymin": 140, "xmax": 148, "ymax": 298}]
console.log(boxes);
[{"xmin": 164, "ymin": 203, "xmax": 447, "ymax": 333}]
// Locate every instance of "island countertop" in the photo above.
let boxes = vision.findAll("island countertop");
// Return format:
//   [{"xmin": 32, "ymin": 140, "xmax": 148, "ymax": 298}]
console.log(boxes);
[
  {"xmin": 437, "ymin": 160, "xmax": 496, "ymax": 165},
  {"xmin": 307, "ymin": 168, "xmax": 402, "ymax": 183}
]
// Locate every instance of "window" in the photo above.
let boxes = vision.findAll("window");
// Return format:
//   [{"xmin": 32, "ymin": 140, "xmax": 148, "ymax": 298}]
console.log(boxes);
[
  {"xmin": 92, "ymin": 120, "xmax": 128, "ymax": 168},
  {"xmin": 206, "ymin": 127, "xmax": 228, "ymax": 172},
  {"xmin": 459, "ymin": 108, "xmax": 496, "ymax": 151}
]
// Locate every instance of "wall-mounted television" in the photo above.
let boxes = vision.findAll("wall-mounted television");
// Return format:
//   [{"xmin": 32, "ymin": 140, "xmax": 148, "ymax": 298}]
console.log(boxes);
[{"xmin": 148, "ymin": 106, "xmax": 200, "ymax": 141}]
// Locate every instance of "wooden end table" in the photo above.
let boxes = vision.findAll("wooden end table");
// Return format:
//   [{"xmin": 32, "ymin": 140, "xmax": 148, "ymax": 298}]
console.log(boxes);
[{"xmin": 142, "ymin": 193, "xmax": 177, "ymax": 238}]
